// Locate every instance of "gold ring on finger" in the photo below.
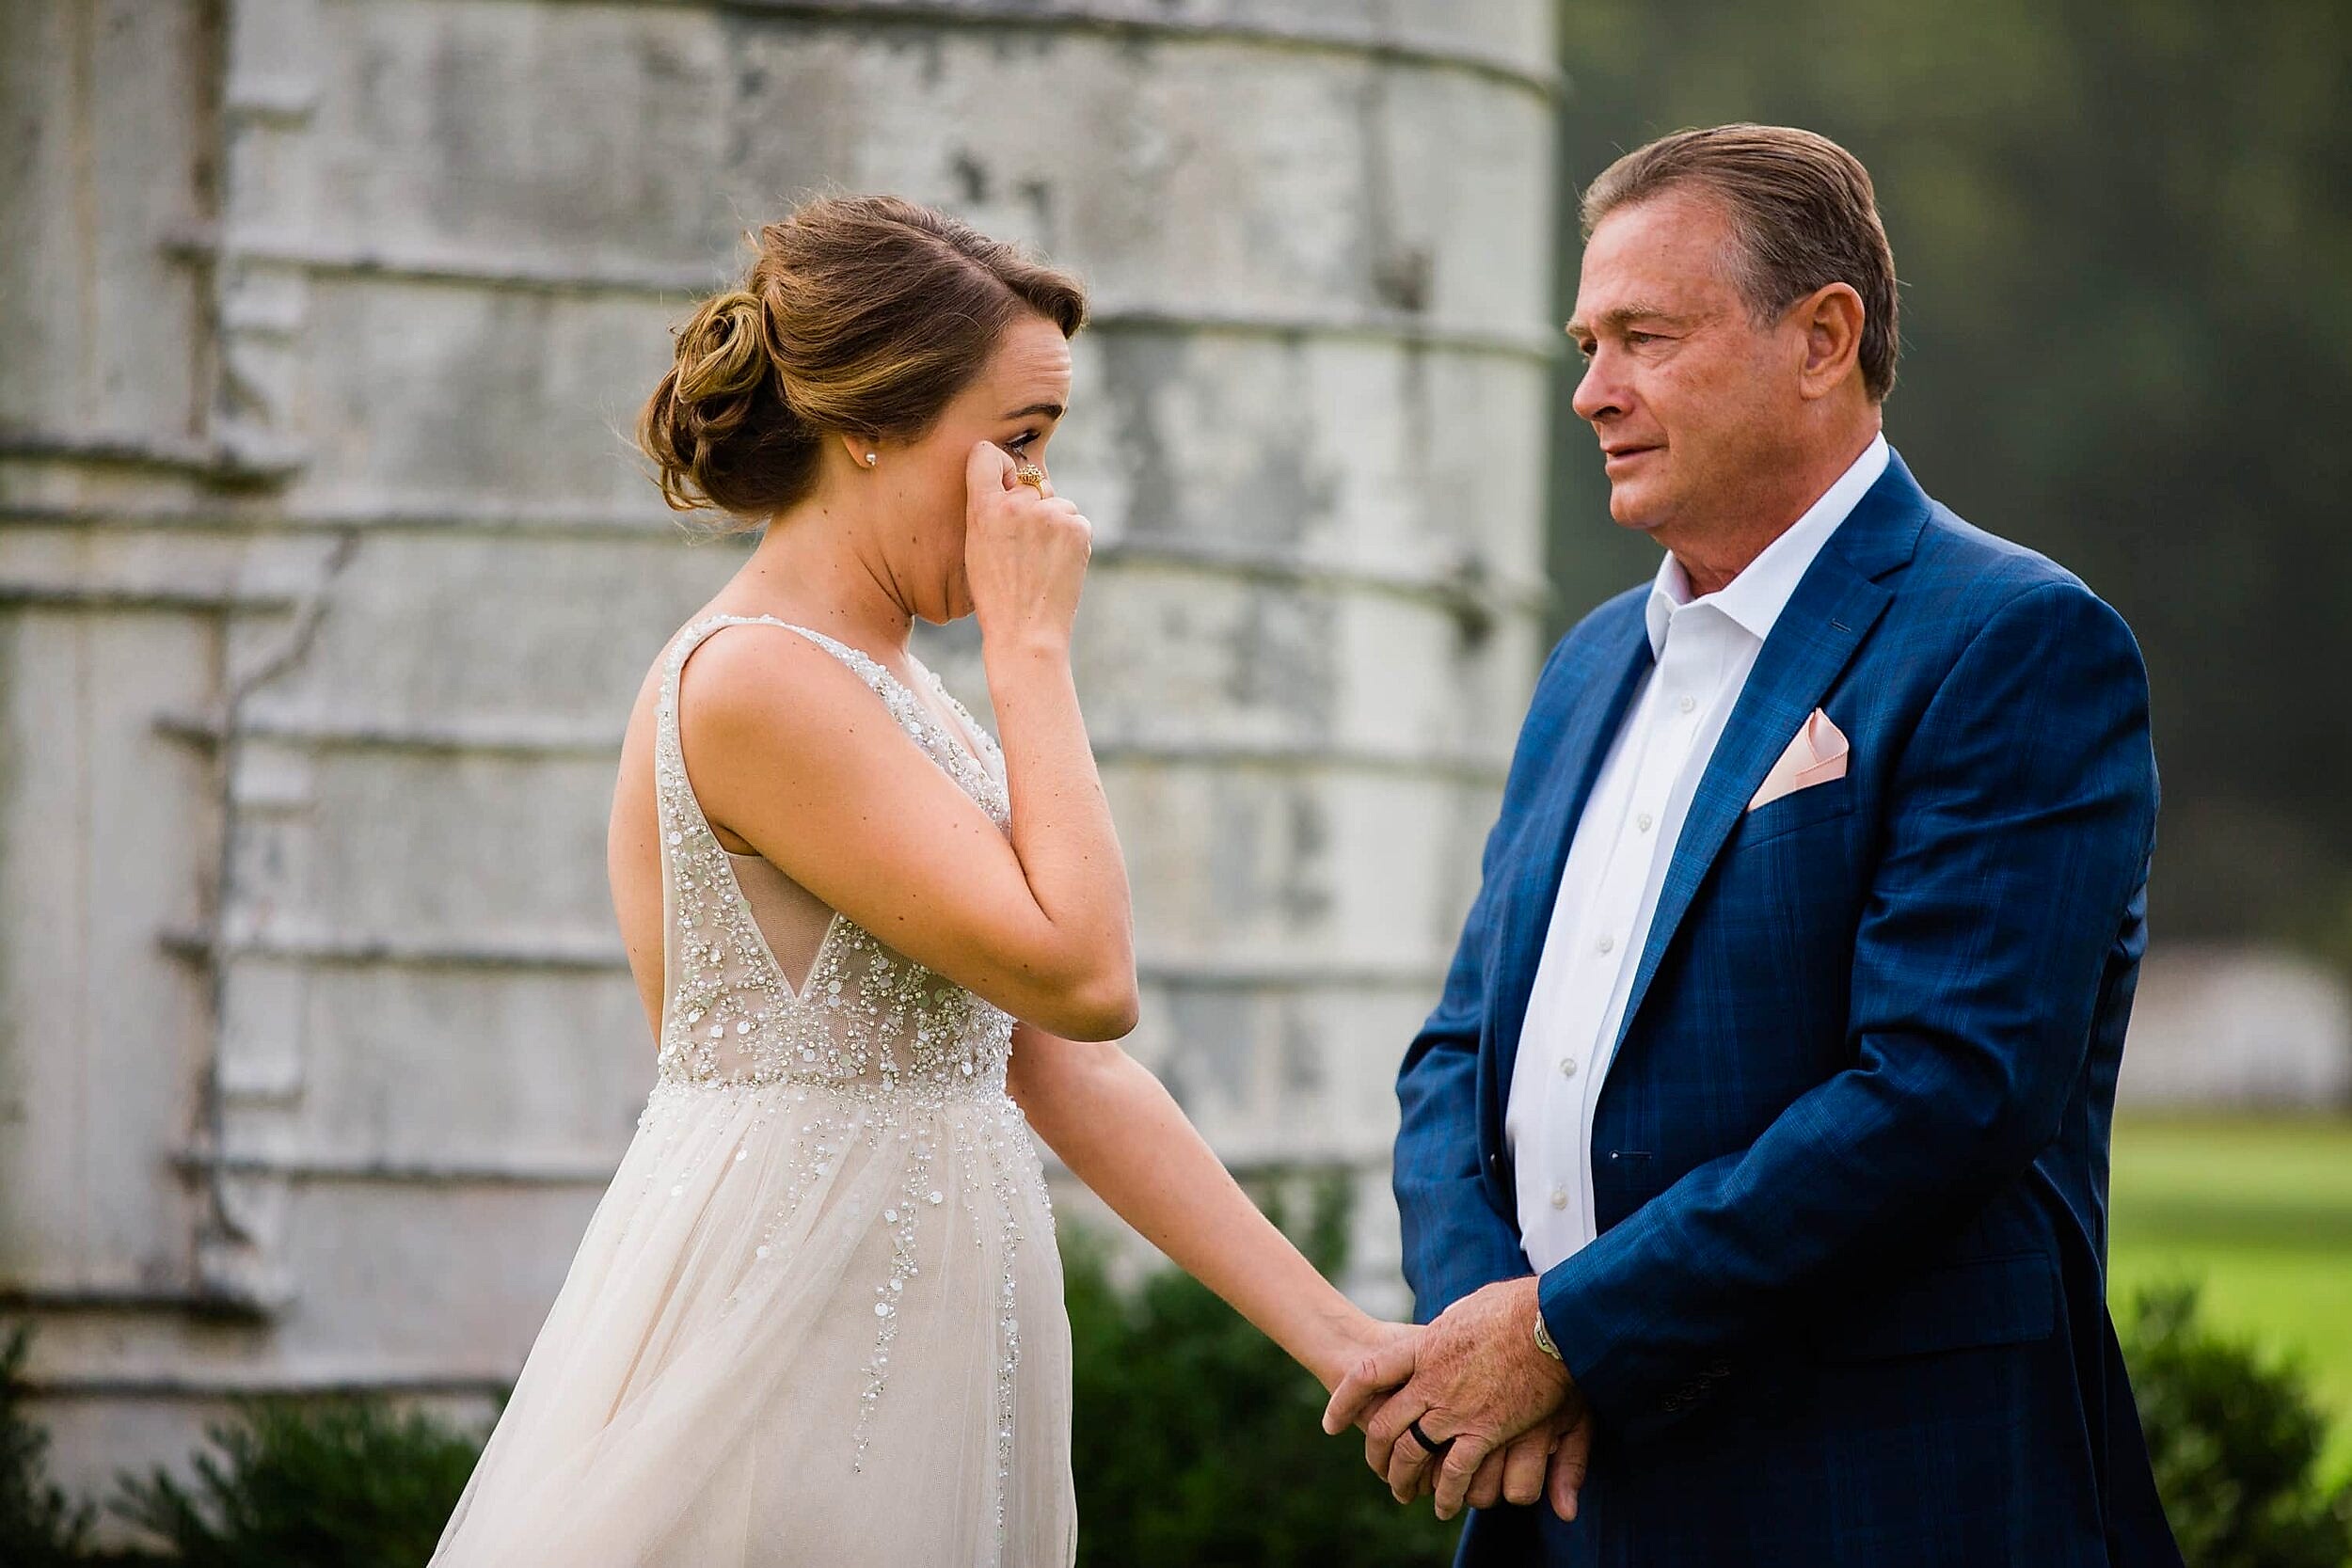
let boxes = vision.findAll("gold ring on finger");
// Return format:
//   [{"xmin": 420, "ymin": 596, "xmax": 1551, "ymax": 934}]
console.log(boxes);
[{"xmin": 1014, "ymin": 465, "xmax": 1047, "ymax": 492}]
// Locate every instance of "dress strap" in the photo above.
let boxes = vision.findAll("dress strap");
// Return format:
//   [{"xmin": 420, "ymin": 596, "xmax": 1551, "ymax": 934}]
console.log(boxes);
[
  {"xmin": 662, "ymin": 614, "xmax": 896, "ymax": 745},
  {"xmin": 660, "ymin": 614, "xmax": 1008, "ymax": 825}
]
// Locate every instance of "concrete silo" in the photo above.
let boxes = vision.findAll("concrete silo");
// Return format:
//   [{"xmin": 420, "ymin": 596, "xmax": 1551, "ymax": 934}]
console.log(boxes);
[{"xmin": 0, "ymin": 0, "xmax": 1558, "ymax": 1498}]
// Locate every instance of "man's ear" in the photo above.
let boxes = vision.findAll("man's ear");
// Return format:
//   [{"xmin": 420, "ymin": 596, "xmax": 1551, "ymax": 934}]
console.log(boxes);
[{"xmin": 1794, "ymin": 282, "xmax": 1867, "ymax": 400}]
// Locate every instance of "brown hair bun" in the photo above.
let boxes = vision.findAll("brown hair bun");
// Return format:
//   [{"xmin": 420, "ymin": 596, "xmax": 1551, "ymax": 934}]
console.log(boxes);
[{"xmin": 638, "ymin": 194, "xmax": 1088, "ymax": 525}]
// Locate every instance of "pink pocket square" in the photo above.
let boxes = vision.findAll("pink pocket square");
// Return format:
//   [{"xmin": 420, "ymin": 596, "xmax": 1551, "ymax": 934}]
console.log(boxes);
[{"xmin": 1748, "ymin": 708, "xmax": 1850, "ymax": 811}]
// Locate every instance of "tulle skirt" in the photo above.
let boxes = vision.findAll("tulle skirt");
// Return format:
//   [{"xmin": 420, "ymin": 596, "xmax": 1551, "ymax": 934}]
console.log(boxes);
[{"xmin": 430, "ymin": 1075, "xmax": 1075, "ymax": 1567}]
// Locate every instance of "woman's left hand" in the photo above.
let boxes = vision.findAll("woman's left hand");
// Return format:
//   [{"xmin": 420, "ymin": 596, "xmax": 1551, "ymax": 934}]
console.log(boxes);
[{"xmin": 1316, "ymin": 1312, "xmax": 1423, "ymax": 1402}]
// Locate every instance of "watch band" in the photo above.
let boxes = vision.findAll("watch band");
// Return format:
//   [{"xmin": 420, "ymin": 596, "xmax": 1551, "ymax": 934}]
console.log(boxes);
[{"xmin": 1533, "ymin": 1310, "xmax": 1563, "ymax": 1363}]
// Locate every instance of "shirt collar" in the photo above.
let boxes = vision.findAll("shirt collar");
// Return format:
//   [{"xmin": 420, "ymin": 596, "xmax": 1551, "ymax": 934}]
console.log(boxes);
[{"xmin": 1644, "ymin": 431, "xmax": 1889, "ymax": 657}]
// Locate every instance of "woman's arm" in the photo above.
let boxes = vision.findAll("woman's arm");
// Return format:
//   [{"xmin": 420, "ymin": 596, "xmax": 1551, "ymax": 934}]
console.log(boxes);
[
  {"xmin": 1005, "ymin": 1022, "xmax": 1409, "ymax": 1389},
  {"xmin": 686, "ymin": 443, "xmax": 1136, "ymax": 1040}
]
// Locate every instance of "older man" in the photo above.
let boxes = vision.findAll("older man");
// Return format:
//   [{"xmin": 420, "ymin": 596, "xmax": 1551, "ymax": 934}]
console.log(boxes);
[{"xmin": 1327, "ymin": 125, "xmax": 2182, "ymax": 1566}]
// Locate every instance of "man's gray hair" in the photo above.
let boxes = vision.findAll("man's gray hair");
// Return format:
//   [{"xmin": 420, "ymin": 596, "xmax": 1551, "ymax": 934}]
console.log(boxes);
[{"xmin": 1581, "ymin": 123, "xmax": 1900, "ymax": 402}]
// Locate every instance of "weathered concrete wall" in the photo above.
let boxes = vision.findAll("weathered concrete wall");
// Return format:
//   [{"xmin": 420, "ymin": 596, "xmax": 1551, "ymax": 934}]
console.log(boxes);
[{"xmin": 0, "ymin": 0, "xmax": 1560, "ymax": 1505}]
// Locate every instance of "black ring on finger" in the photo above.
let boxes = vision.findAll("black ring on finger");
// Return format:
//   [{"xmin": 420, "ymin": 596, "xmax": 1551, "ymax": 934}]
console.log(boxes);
[{"xmin": 1406, "ymin": 1418, "xmax": 1454, "ymax": 1459}]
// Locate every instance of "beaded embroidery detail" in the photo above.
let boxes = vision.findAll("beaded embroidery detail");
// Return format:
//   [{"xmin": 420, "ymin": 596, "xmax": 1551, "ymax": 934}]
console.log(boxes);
[
  {"xmin": 653, "ymin": 614, "xmax": 1013, "ymax": 1093},
  {"xmin": 648, "ymin": 614, "xmax": 1039, "ymax": 1520}
]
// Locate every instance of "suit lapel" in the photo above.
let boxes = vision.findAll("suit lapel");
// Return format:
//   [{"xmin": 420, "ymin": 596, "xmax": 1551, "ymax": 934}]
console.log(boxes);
[
  {"xmin": 1487, "ymin": 608, "xmax": 1652, "ymax": 1118},
  {"xmin": 1606, "ymin": 450, "xmax": 1931, "ymax": 1062}
]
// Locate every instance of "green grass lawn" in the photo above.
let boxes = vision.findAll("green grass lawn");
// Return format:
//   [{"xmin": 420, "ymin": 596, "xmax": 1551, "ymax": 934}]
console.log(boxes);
[{"xmin": 2107, "ymin": 1116, "xmax": 2352, "ymax": 1482}]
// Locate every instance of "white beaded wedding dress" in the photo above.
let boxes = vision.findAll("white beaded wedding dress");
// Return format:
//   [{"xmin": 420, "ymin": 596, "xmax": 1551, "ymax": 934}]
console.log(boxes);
[{"xmin": 430, "ymin": 613, "xmax": 1076, "ymax": 1567}]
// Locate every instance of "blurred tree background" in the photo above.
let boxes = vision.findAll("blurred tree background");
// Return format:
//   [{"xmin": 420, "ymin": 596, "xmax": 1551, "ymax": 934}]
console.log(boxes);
[{"xmin": 1545, "ymin": 0, "xmax": 2352, "ymax": 961}]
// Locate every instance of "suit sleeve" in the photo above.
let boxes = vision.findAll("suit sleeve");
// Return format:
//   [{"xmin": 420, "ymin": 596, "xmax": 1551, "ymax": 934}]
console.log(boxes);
[
  {"xmin": 1393, "ymin": 638, "xmax": 1596, "ymax": 1322},
  {"xmin": 1534, "ymin": 580, "xmax": 2158, "ymax": 1424},
  {"xmin": 1393, "ymin": 823, "xmax": 1532, "ymax": 1323}
]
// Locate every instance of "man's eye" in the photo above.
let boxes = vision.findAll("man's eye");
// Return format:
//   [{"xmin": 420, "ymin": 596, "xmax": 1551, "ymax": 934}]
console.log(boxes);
[
  {"xmin": 1626, "ymin": 331, "xmax": 1657, "ymax": 346},
  {"xmin": 1574, "ymin": 341, "xmax": 1596, "ymax": 359}
]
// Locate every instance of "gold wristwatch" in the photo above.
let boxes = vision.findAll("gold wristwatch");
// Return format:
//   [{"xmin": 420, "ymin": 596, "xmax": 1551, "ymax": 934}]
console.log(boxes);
[{"xmin": 1533, "ymin": 1310, "xmax": 1563, "ymax": 1363}]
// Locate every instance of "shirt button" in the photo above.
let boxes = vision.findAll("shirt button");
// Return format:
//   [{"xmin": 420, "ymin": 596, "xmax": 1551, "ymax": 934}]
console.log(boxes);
[
  {"xmin": 1637, "ymin": 812, "xmax": 1654, "ymax": 832},
  {"xmin": 1678, "ymin": 694, "xmax": 1697, "ymax": 715},
  {"xmin": 1597, "ymin": 934, "xmax": 1615, "ymax": 955},
  {"xmin": 1560, "ymin": 1057, "xmax": 1579, "ymax": 1079},
  {"xmin": 1549, "ymin": 1188, "xmax": 1568, "ymax": 1210}
]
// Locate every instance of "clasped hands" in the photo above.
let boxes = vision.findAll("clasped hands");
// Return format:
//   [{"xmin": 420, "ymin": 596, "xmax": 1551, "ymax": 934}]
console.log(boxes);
[{"xmin": 1324, "ymin": 1276, "xmax": 1591, "ymax": 1523}]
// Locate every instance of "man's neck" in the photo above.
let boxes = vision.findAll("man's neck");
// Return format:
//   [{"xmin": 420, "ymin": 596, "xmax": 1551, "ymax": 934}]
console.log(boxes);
[{"xmin": 1668, "ymin": 422, "xmax": 1881, "ymax": 597}]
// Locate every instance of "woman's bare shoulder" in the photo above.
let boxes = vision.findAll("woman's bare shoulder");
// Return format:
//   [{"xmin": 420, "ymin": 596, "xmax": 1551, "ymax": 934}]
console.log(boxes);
[{"xmin": 668, "ymin": 618, "xmax": 936, "ymax": 853}]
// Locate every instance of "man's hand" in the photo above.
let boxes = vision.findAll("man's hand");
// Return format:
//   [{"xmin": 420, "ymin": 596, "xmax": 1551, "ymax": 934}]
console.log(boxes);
[
  {"xmin": 1454, "ymin": 1407, "xmax": 1593, "ymax": 1519},
  {"xmin": 1321, "ymin": 1275, "xmax": 1588, "ymax": 1520}
]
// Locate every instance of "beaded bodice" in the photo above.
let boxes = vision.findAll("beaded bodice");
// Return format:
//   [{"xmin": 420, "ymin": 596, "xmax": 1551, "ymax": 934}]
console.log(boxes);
[{"xmin": 652, "ymin": 613, "xmax": 1017, "ymax": 1097}]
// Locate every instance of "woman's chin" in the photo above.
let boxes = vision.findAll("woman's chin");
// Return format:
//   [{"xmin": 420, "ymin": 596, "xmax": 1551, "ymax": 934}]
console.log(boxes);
[{"xmin": 920, "ymin": 593, "xmax": 975, "ymax": 626}]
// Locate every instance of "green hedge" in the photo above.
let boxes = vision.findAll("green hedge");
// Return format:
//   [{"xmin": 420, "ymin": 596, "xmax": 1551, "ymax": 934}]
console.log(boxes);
[
  {"xmin": 5, "ymin": 1265, "xmax": 2346, "ymax": 1564},
  {"xmin": 1065, "ymin": 1177, "xmax": 1457, "ymax": 1567},
  {"xmin": 108, "ymin": 1398, "xmax": 485, "ymax": 1568},
  {"xmin": 0, "ymin": 1325, "xmax": 95, "ymax": 1567},
  {"xmin": 2126, "ymin": 1284, "xmax": 2352, "ymax": 1568}
]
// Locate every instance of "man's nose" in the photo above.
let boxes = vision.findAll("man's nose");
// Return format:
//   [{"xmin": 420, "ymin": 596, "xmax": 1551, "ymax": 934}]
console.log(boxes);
[{"xmin": 1570, "ymin": 351, "xmax": 1623, "ymax": 425}]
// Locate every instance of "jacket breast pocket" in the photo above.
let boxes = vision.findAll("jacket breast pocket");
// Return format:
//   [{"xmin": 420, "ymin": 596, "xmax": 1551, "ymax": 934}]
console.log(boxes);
[
  {"xmin": 1810, "ymin": 1250, "xmax": 2058, "ymax": 1363},
  {"xmin": 1732, "ymin": 774, "xmax": 1855, "ymax": 849}
]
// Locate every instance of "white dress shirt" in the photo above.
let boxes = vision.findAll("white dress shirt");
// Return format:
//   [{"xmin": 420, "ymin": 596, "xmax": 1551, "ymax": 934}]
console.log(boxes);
[{"xmin": 1506, "ymin": 434, "xmax": 1889, "ymax": 1274}]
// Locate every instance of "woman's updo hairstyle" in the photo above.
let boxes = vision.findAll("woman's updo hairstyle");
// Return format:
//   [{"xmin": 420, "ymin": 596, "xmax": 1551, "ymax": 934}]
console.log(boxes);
[{"xmin": 639, "ymin": 194, "xmax": 1088, "ymax": 523}]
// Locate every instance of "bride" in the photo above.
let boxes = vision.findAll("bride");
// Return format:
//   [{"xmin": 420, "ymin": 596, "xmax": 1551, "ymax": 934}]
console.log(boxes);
[{"xmin": 427, "ymin": 194, "xmax": 1414, "ymax": 1566}]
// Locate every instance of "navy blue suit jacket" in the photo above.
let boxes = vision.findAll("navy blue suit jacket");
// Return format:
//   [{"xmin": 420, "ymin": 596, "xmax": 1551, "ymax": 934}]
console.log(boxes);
[{"xmin": 1394, "ymin": 451, "xmax": 2182, "ymax": 1566}]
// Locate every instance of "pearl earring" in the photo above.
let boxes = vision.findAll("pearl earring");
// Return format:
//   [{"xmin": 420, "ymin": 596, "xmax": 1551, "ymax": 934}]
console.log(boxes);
[{"xmin": 864, "ymin": 451, "xmax": 878, "ymax": 467}]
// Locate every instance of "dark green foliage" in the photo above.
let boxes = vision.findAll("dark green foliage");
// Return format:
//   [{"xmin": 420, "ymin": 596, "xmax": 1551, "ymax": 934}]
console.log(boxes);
[
  {"xmin": 1, "ymin": 1323, "xmax": 97, "ymax": 1568},
  {"xmin": 2122, "ymin": 1284, "xmax": 2352, "ymax": 1568},
  {"xmin": 108, "ymin": 1397, "xmax": 485, "ymax": 1568},
  {"xmin": 13, "ymin": 1272, "xmax": 2352, "ymax": 1566},
  {"xmin": 1067, "ymin": 1174, "xmax": 1456, "ymax": 1568}
]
